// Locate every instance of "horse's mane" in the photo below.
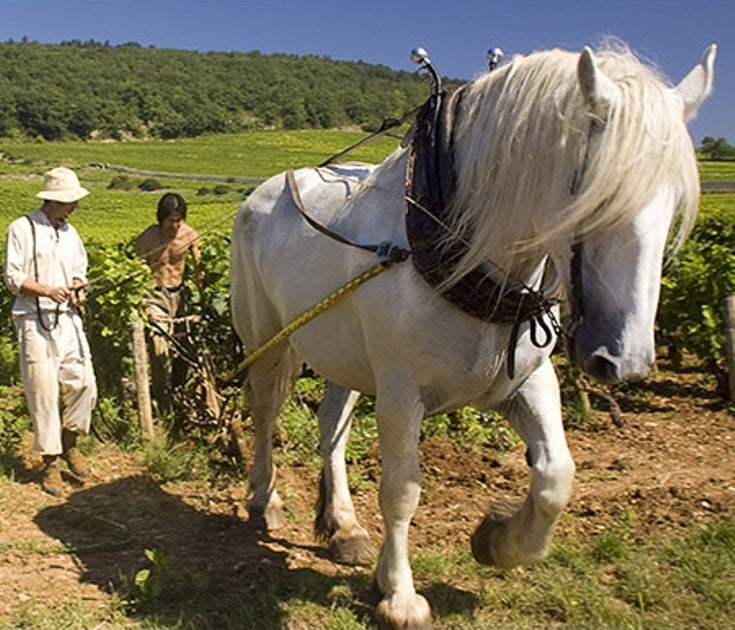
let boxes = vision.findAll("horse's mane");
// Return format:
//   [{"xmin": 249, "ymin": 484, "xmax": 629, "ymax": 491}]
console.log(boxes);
[{"xmin": 444, "ymin": 42, "xmax": 700, "ymax": 286}]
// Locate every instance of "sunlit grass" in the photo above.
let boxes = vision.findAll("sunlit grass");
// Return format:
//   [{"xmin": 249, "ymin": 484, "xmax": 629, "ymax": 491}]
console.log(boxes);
[
  {"xmin": 4, "ymin": 595, "xmax": 134, "ymax": 630},
  {"xmin": 0, "ymin": 130, "xmax": 402, "ymax": 244},
  {"xmin": 0, "ymin": 129, "xmax": 400, "ymax": 179},
  {"xmin": 699, "ymin": 159, "xmax": 735, "ymax": 182},
  {"xmin": 1, "ymin": 136, "xmax": 731, "ymax": 247},
  {"xmin": 403, "ymin": 516, "xmax": 735, "ymax": 629},
  {"xmin": 700, "ymin": 190, "xmax": 735, "ymax": 217}
]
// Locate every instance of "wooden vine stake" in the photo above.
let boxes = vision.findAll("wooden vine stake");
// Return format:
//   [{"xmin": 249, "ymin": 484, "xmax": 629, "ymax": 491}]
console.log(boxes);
[
  {"xmin": 723, "ymin": 294, "xmax": 735, "ymax": 402},
  {"xmin": 131, "ymin": 320, "xmax": 154, "ymax": 441}
]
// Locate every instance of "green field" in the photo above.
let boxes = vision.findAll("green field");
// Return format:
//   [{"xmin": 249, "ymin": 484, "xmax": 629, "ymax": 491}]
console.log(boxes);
[
  {"xmin": 0, "ymin": 129, "xmax": 400, "ymax": 178},
  {"xmin": 0, "ymin": 130, "xmax": 402, "ymax": 244},
  {"xmin": 699, "ymin": 159, "xmax": 735, "ymax": 182},
  {"xmin": 2, "ymin": 132, "xmax": 732, "ymax": 248}
]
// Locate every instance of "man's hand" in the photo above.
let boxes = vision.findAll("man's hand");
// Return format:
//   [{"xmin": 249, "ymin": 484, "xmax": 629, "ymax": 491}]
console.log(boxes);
[
  {"xmin": 69, "ymin": 281, "xmax": 87, "ymax": 306},
  {"xmin": 47, "ymin": 286, "xmax": 71, "ymax": 303}
]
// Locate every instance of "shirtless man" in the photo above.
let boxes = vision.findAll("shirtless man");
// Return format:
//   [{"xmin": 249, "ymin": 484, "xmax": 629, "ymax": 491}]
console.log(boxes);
[{"xmin": 135, "ymin": 192, "xmax": 204, "ymax": 417}]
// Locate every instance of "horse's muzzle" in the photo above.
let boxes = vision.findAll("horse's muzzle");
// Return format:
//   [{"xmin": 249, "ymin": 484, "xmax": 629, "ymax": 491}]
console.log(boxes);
[{"xmin": 578, "ymin": 344, "xmax": 652, "ymax": 384}]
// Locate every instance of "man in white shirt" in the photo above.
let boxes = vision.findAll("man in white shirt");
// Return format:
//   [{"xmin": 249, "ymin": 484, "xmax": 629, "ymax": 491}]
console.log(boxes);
[{"xmin": 4, "ymin": 167, "xmax": 97, "ymax": 496}]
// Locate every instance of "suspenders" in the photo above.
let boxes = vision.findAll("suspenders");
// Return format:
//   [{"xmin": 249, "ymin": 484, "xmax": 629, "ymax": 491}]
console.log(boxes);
[{"xmin": 26, "ymin": 214, "xmax": 61, "ymax": 332}]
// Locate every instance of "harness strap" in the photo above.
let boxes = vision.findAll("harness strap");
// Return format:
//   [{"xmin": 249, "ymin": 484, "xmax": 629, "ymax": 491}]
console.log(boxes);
[
  {"xmin": 507, "ymin": 312, "xmax": 556, "ymax": 379},
  {"xmin": 26, "ymin": 214, "xmax": 61, "ymax": 332},
  {"xmin": 286, "ymin": 169, "xmax": 410, "ymax": 263},
  {"xmin": 318, "ymin": 106, "xmax": 422, "ymax": 167}
]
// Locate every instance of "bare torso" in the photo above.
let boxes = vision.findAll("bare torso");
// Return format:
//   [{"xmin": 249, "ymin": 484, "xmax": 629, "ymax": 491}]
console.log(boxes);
[{"xmin": 135, "ymin": 220, "xmax": 202, "ymax": 288}]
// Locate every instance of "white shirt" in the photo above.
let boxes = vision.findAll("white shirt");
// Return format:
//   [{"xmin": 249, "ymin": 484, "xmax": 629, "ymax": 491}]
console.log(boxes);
[{"xmin": 4, "ymin": 208, "xmax": 88, "ymax": 317}]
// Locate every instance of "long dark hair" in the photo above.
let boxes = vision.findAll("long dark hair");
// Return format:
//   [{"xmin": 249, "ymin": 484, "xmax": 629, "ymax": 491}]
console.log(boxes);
[{"xmin": 156, "ymin": 192, "xmax": 187, "ymax": 224}]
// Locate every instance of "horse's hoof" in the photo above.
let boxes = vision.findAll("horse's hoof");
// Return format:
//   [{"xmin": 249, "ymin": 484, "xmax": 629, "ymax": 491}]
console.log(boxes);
[
  {"xmin": 375, "ymin": 592, "xmax": 432, "ymax": 629},
  {"xmin": 247, "ymin": 502, "xmax": 287, "ymax": 531},
  {"xmin": 471, "ymin": 516, "xmax": 502, "ymax": 566},
  {"xmin": 328, "ymin": 527, "xmax": 374, "ymax": 566},
  {"xmin": 471, "ymin": 501, "xmax": 519, "ymax": 568}
]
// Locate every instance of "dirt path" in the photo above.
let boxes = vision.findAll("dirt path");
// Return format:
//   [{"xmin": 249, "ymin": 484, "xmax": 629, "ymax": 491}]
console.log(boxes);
[{"xmin": 0, "ymin": 357, "xmax": 733, "ymax": 625}]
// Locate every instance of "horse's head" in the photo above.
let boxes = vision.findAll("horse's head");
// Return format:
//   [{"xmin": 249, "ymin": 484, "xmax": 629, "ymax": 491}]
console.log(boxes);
[
  {"xmin": 441, "ymin": 42, "xmax": 715, "ymax": 384},
  {"xmin": 561, "ymin": 44, "xmax": 717, "ymax": 383}
]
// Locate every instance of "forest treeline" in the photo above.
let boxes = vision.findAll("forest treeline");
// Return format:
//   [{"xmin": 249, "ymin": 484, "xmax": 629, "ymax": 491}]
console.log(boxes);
[
  {"xmin": 0, "ymin": 39, "xmax": 440, "ymax": 140},
  {"xmin": 699, "ymin": 136, "xmax": 735, "ymax": 161}
]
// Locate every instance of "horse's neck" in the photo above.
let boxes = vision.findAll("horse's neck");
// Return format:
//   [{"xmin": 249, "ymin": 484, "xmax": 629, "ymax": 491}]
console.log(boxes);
[
  {"xmin": 325, "ymin": 148, "xmax": 410, "ymax": 246},
  {"xmin": 370, "ymin": 147, "xmax": 411, "ymax": 194},
  {"xmin": 338, "ymin": 146, "xmax": 556, "ymax": 298}
]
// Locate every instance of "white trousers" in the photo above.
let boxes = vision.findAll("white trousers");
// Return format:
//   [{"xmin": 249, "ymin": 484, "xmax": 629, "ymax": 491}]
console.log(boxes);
[{"xmin": 14, "ymin": 311, "xmax": 97, "ymax": 455}]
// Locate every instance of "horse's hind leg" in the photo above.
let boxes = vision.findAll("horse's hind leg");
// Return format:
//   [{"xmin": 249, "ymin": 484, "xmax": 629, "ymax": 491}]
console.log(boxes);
[
  {"xmin": 472, "ymin": 359, "xmax": 575, "ymax": 568},
  {"xmin": 314, "ymin": 382, "xmax": 373, "ymax": 566},
  {"xmin": 244, "ymin": 348, "xmax": 300, "ymax": 531}
]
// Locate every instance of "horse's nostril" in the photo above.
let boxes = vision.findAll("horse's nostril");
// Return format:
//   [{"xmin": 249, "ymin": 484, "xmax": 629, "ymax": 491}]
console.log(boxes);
[{"xmin": 586, "ymin": 353, "xmax": 619, "ymax": 384}]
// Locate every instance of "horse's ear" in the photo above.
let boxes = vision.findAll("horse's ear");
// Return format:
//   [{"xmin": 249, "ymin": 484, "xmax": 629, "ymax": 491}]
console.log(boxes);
[
  {"xmin": 673, "ymin": 44, "xmax": 717, "ymax": 122},
  {"xmin": 577, "ymin": 47, "xmax": 618, "ymax": 121}
]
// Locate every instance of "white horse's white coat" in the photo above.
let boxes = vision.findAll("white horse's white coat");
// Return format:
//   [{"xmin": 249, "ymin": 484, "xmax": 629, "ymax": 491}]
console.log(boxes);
[{"xmin": 230, "ymin": 43, "xmax": 715, "ymax": 628}]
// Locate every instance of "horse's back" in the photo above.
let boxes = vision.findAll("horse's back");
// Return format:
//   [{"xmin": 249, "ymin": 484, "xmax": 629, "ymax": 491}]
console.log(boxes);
[
  {"xmin": 230, "ymin": 162, "xmax": 391, "ymax": 355},
  {"xmin": 231, "ymin": 151, "xmax": 410, "ymax": 288}
]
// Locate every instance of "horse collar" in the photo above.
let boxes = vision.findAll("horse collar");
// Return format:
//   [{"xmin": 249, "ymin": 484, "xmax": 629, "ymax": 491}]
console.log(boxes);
[{"xmin": 404, "ymin": 90, "xmax": 559, "ymax": 377}]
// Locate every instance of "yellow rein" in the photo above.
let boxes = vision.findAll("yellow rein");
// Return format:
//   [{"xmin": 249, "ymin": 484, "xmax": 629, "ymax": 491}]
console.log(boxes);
[{"xmin": 221, "ymin": 261, "xmax": 392, "ymax": 384}]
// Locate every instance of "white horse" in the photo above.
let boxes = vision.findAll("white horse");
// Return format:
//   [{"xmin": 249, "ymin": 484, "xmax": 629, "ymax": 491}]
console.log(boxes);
[{"xmin": 230, "ymin": 42, "xmax": 716, "ymax": 628}]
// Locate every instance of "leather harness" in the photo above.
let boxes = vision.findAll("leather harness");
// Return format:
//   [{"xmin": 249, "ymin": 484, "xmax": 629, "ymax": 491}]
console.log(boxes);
[
  {"xmin": 287, "ymin": 91, "xmax": 582, "ymax": 378},
  {"xmin": 404, "ymin": 89, "xmax": 564, "ymax": 377}
]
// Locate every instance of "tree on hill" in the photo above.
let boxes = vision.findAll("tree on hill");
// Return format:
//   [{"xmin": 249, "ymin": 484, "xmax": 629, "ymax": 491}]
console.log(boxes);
[
  {"xmin": 699, "ymin": 137, "xmax": 735, "ymax": 161},
  {"xmin": 0, "ymin": 39, "xmax": 434, "ymax": 140}
]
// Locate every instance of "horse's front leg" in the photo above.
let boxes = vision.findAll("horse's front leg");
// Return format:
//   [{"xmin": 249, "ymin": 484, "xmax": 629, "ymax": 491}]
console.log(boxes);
[
  {"xmin": 314, "ymin": 382, "xmax": 373, "ymax": 565},
  {"xmin": 374, "ymin": 378, "xmax": 432, "ymax": 629},
  {"xmin": 472, "ymin": 359, "xmax": 575, "ymax": 568}
]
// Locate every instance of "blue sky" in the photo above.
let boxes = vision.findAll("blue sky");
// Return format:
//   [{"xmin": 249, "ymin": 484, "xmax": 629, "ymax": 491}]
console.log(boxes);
[{"xmin": 0, "ymin": 0, "xmax": 731, "ymax": 144}]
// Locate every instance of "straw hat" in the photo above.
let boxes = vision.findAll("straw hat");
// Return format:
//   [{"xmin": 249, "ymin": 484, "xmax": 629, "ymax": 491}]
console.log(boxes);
[{"xmin": 36, "ymin": 167, "xmax": 90, "ymax": 203}]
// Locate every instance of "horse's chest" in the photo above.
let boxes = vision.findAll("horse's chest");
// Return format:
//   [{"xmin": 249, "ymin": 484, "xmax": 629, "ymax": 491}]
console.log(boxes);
[{"xmin": 411, "ymin": 321, "xmax": 553, "ymax": 412}]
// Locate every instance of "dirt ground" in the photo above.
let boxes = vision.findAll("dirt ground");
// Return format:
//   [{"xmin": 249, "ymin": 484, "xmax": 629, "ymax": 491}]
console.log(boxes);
[{"xmin": 0, "ymin": 355, "xmax": 734, "ymax": 625}]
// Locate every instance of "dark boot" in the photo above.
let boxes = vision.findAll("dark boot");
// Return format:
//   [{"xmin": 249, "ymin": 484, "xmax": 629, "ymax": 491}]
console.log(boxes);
[
  {"xmin": 41, "ymin": 455, "xmax": 64, "ymax": 497},
  {"xmin": 62, "ymin": 428, "xmax": 90, "ymax": 479}
]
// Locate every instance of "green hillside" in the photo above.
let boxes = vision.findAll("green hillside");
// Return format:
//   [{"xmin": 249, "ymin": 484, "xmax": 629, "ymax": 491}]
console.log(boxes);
[{"xmin": 0, "ymin": 39, "xmax": 439, "ymax": 140}]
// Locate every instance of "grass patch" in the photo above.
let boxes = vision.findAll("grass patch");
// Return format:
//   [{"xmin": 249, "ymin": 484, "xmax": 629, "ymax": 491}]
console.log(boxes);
[
  {"xmin": 0, "ymin": 129, "xmax": 399, "ymax": 180},
  {"xmin": 700, "ymin": 189, "xmax": 735, "ymax": 217},
  {"xmin": 386, "ymin": 515, "xmax": 735, "ymax": 629},
  {"xmin": 143, "ymin": 429, "xmax": 213, "ymax": 483},
  {"xmin": 4, "ymin": 595, "xmax": 133, "ymax": 630}
]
